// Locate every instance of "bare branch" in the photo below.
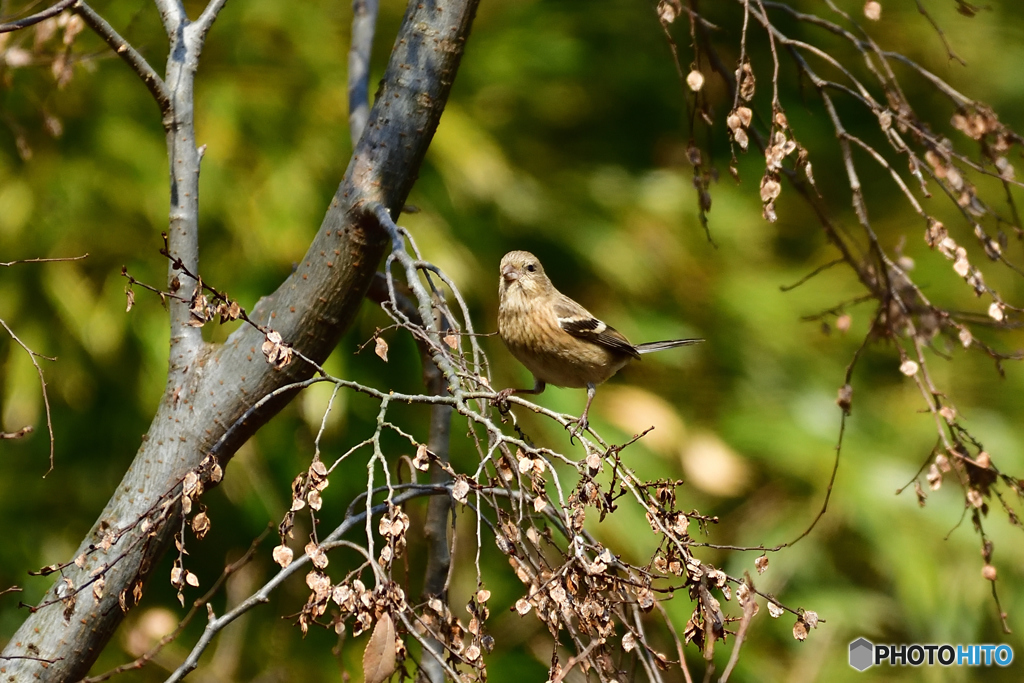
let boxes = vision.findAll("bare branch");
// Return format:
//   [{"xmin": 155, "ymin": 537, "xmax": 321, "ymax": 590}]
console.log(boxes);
[
  {"xmin": 0, "ymin": 0, "xmax": 75, "ymax": 33},
  {"xmin": 0, "ymin": 318, "xmax": 56, "ymax": 475},
  {"xmin": 164, "ymin": 487, "xmax": 445, "ymax": 683},
  {"xmin": 192, "ymin": 0, "xmax": 231, "ymax": 39},
  {"xmin": 0, "ymin": 253, "xmax": 88, "ymax": 267},
  {"xmin": 72, "ymin": 1, "xmax": 170, "ymax": 113},
  {"xmin": 151, "ymin": 0, "xmax": 185, "ymax": 36}
]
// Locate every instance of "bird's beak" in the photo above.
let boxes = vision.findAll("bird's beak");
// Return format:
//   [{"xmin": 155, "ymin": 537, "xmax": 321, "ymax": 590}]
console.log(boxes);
[{"xmin": 501, "ymin": 264, "xmax": 519, "ymax": 282}]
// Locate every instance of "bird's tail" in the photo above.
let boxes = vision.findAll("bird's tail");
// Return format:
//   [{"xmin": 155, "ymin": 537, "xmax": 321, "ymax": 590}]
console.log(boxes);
[{"xmin": 635, "ymin": 338, "xmax": 705, "ymax": 354}]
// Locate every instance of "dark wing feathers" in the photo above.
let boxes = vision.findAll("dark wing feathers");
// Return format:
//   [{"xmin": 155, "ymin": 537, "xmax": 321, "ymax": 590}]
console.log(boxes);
[
  {"xmin": 553, "ymin": 298, "xmax": 640, "ymax": 359},
  {"xmin": 635, "ymin": 338, "xmax": 705, "ymax": 354},
  {"xmin": 552, "ymin": 296, "xmax": 704, "ymax": 359}
]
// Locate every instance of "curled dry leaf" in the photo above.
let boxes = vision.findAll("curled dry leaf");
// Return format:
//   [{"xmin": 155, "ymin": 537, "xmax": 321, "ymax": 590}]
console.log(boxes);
[
  {"xmin": 261, "ymin": 329, "xmax": 293, "ymax": 369},
  {"xmin": 959, "ymin": 327, "xmax": 973, "ymax": 348},
  {"xmin": 185, "ymin": 571, "xmax": 199, "ymax": 587},
  {"xmin": 656, "ymin": 0, "xmax": 680, "ymax": 24},
  {"xmin": 736, "ymin": 61, "xmax": 755, "ymax": 101},
  {"xmin": 899, "ymin": 359, "xmax": 919, "ymax": 376},
  {"xmin": 374, "ymin": 336, "xmax": 389, "ymax": 362},
  {"xmin": 452, "ymin": 475, "xmax": 470, "ymax": 504},
  {"xmin": 273, "ymin": 544, "xmax": 294, "ymax": 568},
  {"xmin": 622, "ymin": 631, "xmax": 636, "ymax": 652},
  {"xmin": 836, "ymin": 383, "xmax": 853, "ymax": 414},
  {"xmin": 92, "ymin": 577, "xmax": 105, "ymax": 601},
  {"xmin": 755, "ymin": 555, "xmax": 769, "ymax": 575},
  {"xmin": 191, "ymin": 511, "xmax": 210, "ymax": 539},
  {"xmin": 988, "ymin": 302, "xmax": 1004, "ymax": 322},
  {"xmin": 863, "ymin": 1, "xmax": 881, "ymax": 20},
  {"xmin": 686, "ymin": 70, "xmax": 705, "ymax": 92},
  {"xmin": 760, "ymin": 177, "xmax": 781, "ymax": 203},
  {"xmin": 413, "ymin": 443, "xmax": 430, "ymax": 471},
  {"xmin": 915, "ymin": 480, "xmax": 927, "ymax": 507},
  {"xmin": 767, "ymin": 601, "xmax": 783, "ymax": 618},
  {"xmin": 793, "ymin": 619, "xmax": 808, "ymax": 641},
  {"xmin": 514, "ymin": 598, "xmax": 532, "ymax": 615},
  {"xmin": 733, "ymin": 128, "xmax": 749, "ymax": 150},
  {"xmin": 363, "ymin": 612, "xmax": 397, "ymax": 683}
]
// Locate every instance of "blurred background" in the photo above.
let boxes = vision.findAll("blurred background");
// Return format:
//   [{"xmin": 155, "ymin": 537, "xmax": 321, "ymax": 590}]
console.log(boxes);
[{"xmin": 1, "ymin": 0, "xmax": 1023, "ymax": 680}]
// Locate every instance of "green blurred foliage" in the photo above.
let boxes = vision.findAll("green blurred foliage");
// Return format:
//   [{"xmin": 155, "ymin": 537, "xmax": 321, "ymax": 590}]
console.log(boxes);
[{"xmin": 1, "ymin": 0, "xmax": 1024, "ymax": 681}]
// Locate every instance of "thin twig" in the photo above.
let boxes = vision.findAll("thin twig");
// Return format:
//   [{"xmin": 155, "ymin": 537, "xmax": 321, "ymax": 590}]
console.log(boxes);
[
  {"xmin": 0, "ymin": 0, "xmax": 76, "ymax": 33},
  {"xmin": 0, "ymin": 253, "xmax": 88, "ymax": 267},
  {"xmin": 0, "ymin": 318, "xmax": 56, "ymax": 475}
]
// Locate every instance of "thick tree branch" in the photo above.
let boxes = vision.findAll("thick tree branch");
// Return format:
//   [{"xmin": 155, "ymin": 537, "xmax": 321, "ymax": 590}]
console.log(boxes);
[
  {"xmin": 0, "ymin": 0, "xmax": 481, "ymax": 678},
  {"xmin": 349, "ymin": 0, "xmax": 379, "ymax": 146},
  {"xmin": 152, "ymin": 0, "xmax": 185, "ymax": 35}
]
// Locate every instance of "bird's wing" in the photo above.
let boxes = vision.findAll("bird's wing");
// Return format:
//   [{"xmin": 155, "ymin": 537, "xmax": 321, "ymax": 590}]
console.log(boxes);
[{"xmin": 553, "ymin": 297, "xmax": 640, "ymax": 359}]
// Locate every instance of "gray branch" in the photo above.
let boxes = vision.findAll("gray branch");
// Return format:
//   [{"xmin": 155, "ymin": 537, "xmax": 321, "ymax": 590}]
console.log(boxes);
[
  {"xmin": 348, "ymin": 0, "xmax": 380, "ymax": 146},
  {"xmin": 73, "ymin": 1, "xmax": 171, "ymax": 114},
  {"xmin": 0, "ymin": 0, "xmax": 76, "ymax": 33},
  {"xmin": 0, "ymin": 0, "xmax": 481, "ymax": 678}
]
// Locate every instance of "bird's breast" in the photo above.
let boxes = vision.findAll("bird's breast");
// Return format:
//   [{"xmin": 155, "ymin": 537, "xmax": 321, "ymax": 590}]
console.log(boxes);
[{"xmin": 498, "ymin": 292, "xmax": 630, "ymax": 388}]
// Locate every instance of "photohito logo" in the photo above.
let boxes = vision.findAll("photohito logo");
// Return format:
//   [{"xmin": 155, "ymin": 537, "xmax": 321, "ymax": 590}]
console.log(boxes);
[{"xmin": 849, "ymin": 638, "xmax": 1013, "ymax": 671}]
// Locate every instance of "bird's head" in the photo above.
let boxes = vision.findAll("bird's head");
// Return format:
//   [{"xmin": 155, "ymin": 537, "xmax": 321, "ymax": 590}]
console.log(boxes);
[{"xmin": 499, "ymin": 250, "xmax": 551, "ymax": 301}]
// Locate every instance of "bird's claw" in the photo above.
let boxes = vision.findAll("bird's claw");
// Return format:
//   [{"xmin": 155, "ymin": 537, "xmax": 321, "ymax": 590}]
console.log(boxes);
[
  {"xmin": 492, "ymin": 387, "xmax": 515, "ymax": 412},
  {"xmin": 567, "ymin": 416, "xmax": 589, "ymax": 444}
]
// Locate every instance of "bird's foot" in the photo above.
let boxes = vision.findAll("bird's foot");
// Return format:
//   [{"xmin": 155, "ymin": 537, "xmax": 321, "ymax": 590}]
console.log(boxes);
[
  {"xmin": 492, "ymin": 387, "xmax": 516, "ymax": 412},
  {"xmin": 567, "ymin": 415, "xmax": 589, "ymax": 444}
]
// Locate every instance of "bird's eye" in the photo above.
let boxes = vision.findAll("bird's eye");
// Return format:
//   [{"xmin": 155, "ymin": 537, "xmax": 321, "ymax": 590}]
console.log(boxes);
[{"xmin": 526, "ymin": 264, "xmax": 537, "ymax": 273}]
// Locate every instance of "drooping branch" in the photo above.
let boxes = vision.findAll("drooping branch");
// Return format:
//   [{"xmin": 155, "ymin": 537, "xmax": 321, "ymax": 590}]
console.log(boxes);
[{"xmin": 0, "ymin": 318, "xmax": 56, "ymax": 474}]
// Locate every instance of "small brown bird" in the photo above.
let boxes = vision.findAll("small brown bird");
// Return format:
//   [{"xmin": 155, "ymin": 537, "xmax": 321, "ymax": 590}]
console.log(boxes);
[{"xmin": 496, "ymin": 250, "xmax": 703, "ymax": 435}]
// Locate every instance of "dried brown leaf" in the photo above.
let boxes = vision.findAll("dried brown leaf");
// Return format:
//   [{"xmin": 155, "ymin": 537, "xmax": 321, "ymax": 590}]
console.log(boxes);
[
  {"xmin": 273, "ymin": 544, "xmax": 294, "ymax": 568},
  {"xmin": 374, "ymin": 337, "xmax": 389, "ymax": 362},
  {"xmin": 363, "ymin": 612, "xmax": 397, "ymax": 683}
]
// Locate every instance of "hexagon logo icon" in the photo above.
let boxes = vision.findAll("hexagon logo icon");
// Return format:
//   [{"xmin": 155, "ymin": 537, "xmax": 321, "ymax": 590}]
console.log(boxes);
[{"xmin": 849, "ymin": 638, "xmax": 874, "ymax": 671}]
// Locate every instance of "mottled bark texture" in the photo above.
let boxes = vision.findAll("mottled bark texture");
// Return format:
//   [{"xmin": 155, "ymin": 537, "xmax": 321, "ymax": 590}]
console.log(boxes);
[{"xmin": 0, "ymin": 0, "xmax": 479, "ymax": 679}]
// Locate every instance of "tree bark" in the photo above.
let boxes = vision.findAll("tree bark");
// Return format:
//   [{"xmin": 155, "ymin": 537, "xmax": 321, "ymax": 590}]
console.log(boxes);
[{"xmin": 0, "ymin": 0, "xmax": 479, "ymax": 679}]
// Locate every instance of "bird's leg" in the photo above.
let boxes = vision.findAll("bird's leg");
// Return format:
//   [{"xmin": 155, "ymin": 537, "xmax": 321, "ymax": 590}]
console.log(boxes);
[
  {"xmin": 493, "ymin": 377, "xmax": 546, "ymax": 407},
  {"xmin": 569, "ymin": 383, "xmax": 597, "ymax": 441}
]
